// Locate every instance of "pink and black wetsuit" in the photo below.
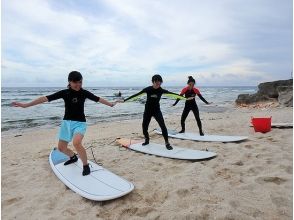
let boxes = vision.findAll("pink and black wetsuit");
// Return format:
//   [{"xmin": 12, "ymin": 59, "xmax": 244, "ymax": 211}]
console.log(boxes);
[{"xmin": 173, "ymin": 86, "xmax": 209, "ymax": 134}]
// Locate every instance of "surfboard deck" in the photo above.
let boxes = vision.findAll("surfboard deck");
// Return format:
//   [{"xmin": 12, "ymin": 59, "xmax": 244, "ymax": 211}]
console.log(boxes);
[
  {"xmin": 49, "ymin": 148, "xmax": 134, "ymax": 201},
  {"xmin": 116, "ymin": 138, "xmax": 217, "ymax": 160},
  {"xmin": 154, "ymin": 129, "xmax": 248, "ymax": 142}
]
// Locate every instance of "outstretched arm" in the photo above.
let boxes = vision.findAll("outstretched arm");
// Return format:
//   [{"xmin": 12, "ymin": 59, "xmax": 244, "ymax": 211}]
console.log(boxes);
[
  {"xmin": 173, "ymin": 98, "xmax": 180, "ymax": 106},
  {"xmin": 197, "ymin": 94, "xmax": 210, "ymax": 104},
  {"xmin": 172, "ymin": 95, "xmax": 184, "ymax": 106},
  {"xmin": 162, "ymin": 89, "xmax": 186, "ymax": 101},
  {"xmin": 124, "ymin": 90, "xmax": 145, "ymax": 102},
  {"xmin": 84, "ymin": 90, "xmax": 116, "ymax": 107},
  {"xmin": 172, "ymin": 88, "xmax": 186, "ymax": 106},
  {"xmin": 12, "ymin": 96, "xmax": 48, "ymax": 108},
  {"xmin": 99, "ymin": 97, "xmax": 116, "ymax": 107}
]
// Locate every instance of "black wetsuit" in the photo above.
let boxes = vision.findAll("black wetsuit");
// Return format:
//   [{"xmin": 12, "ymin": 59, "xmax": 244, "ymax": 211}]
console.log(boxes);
[
  {"xmin": 124, "ymin": 86, "xmax": 179, "ymax": 143},
  {"xmin": 173, "ymin": 86, "xmax": 208, "ymax": 133},
  {"xmin": 46, "ymin": 88, "xmax": 100, "ymax": 122}
]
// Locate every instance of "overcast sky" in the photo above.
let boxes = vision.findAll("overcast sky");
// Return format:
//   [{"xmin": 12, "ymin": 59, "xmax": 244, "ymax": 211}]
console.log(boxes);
[{"xmin": 2, "ymin": 0, "xmax": 293, "ymax": 87}]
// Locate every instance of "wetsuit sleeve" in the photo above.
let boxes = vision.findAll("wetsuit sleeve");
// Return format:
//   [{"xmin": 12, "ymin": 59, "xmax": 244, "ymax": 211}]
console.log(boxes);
[
  {"xmin": 46, "ymin": 90, "xmax": 65, "ymax": 102},
  {"xmin": 124, "ymin": 88, "xmax": 146, "ymax": 102},
  {"xmin": 197, "ymin": 94, "xmax": 209, "ymax": 104},
  {"xmin": 194, "ymin": 88, "xmax": 209, "ymax": 104},
  {"xmin": 162, "ymin": 89, "xmax": 186, "ymax": 100},
  {"xmin": 173, "ymin": 88, "xmax": 186, "ymax": 106},
  {"xmin": 173, "ymin": 97, "xmax": 182, "ymax": 106},
  {"xmin": 84, "ymin": 90, "xmax": 100, "ymax": 102}
]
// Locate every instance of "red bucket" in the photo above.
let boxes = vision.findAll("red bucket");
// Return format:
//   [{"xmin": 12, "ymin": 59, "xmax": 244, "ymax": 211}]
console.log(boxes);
[{"xmin": 251, "ymin": 117, "xmax": 272, "ymax": 133}]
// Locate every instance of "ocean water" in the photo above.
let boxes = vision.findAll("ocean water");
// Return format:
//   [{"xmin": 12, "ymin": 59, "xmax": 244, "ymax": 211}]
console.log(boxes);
[{"xmin": 1, "ymin": 86, "xmax": 256, "ymax": 133}]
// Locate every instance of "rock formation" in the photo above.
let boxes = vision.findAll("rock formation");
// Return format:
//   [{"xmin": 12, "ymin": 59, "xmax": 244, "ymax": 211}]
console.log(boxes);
[{"xmin": 236, "ymin": 79, "xmax": 293, "ymax": 107}]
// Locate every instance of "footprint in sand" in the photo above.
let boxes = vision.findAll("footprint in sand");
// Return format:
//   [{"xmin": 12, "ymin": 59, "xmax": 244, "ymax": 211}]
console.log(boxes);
[
  {"xmin": 270, "ymin": 195, "xmax": 290, "ymax": 208},
  {"xmin": 2, "ymin": 196, "xmax": 23, "ymax": 206},
  {"xmin": 151, "ymin": 167, "xmax": 159, "ymax": 172},
  {"xmin": 266, "ymin": 159, "xmax": 273, "ymax": 164},
  {"xmin": 267, "ymin": 137, "xmax": 274, "ymax": 141},
  {"xmin": 255, "ymin": 176, "xmax": 287, "ymax": 185},
  {"xmin": 120, "ymin": 207, "xmax": 139, "ymax": 216},
  {"xmin": 246, "ymin": 166, "xmax": 264, "ymax": 176},
  {"xmin": 144, "ymin": 190, "xmax": 168, "ymax": 205},
  {"xmin": 176, "ymin": 188, "xmax": 189, "ymax": 197},
  {"xmin": 278, "ymin": 165, "xmax": 293, "ymax": 174},
  {"xmin": 128, "ymin": 191, "xmax": 143, "ymax": 202},
  {"xmin": 215, "ymin": 168, "xmax": 232, "ymax": 180},
  {"xmin": 232, "ymin": 161, "xmax": 244, "ymax": 166},
  {"xmin": 119, "ymin": 206, "xmax": 156, "ymax": 218},
  {"xmin": 136, "ymin": 207, "xmax": 156, "ymax": 218},
  {"xmin": 229, "ymin": 200, "xmax": 240, "ymax": 209},
  {"xmin": 62, "ymin": 208, "xmax": 77, "ymax": 216},
  {"xmin": 244, "ymin": 144, "xmax": 253, "ymax": 149},
  {"xmin": 223, "ymin": 213, "xmax": 245, "ymax": 220}
]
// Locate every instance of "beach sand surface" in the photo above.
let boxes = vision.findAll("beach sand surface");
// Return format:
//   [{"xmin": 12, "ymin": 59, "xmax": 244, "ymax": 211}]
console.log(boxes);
[{"xmin": 2, "ymin": 107, "xmax": 293, "ymax": 220}]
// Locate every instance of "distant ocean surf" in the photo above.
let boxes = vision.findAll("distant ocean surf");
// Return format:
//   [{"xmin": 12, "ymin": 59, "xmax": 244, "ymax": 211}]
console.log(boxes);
[{"xmin": 2, "ymin": 86, "xmax": 256, "ymax": 132}]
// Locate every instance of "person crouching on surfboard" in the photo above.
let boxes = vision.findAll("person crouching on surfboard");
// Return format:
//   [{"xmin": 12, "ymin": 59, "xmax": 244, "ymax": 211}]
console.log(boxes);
[
  {"xmin": 123, "ymin": 74, "xmax": 185, "ymax": 150},
  {"xmin": 12, "ymin": 71, "xmax": 117, "ymax": 176},
  {"xmin": 172, "ymin": 76, "xmax": 211, "ymax": 136}
]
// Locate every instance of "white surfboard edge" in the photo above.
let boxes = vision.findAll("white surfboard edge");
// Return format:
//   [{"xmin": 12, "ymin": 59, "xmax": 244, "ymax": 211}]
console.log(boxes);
[
  {"xmin": 49, "ymin": 148, "xmax": 134, "ymax": 201},
  {"xmin": 116, "ymin": 138, "xmax": 217, "ymax": 160},
  {"xmin": 154, "ymin": 129, "xmax": 248, "ymax": 142}
]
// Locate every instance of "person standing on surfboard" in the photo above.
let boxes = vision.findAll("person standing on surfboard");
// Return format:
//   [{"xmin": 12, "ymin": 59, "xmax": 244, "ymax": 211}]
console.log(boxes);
[
  {"xmin": 123, "ymin": 74, "xmax": 185, "ymax": 150},
  {"xmin": 173, "ymin": 76, "xmax": 211, "ymax": 136},
  {"xmin": 12, "ymin": 71, "xmax": 116, "ymax": 176}
]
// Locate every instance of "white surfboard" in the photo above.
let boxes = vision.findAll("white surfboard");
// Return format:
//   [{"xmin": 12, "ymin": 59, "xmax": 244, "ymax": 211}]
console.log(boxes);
[
  {"xmin": 250, "ymin": 123, "xmax": 293, "ymax": 128},
  {"xmin": 271, "ymin": 123, "xmax": 292, "ymax": 128},
  {"xmin": 154, "ymin": 129, "xmax": 248, "ymax": 142},
  {"xmin": 49, "ymin": 148, "xmax": 134, "ymax": 201},
  {"xmin": 116, "ymin": 138, "xmax": 216, "ymax": 160}
]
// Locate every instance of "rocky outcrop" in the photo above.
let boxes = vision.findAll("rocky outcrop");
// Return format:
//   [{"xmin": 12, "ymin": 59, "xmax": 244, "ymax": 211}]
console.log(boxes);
[
  {"xmin": 235, "ymin": 93, "xmax": 271, "ymax": 105},
  {"xmin": 258, "ymin": 79, "xmax": 293, "ymax": 98},
  {"xmin": 236, "ymin": 79, "xmax": 293, "ymax": 107},
  {"xmin": 277, "ymin": 86, "xmax": 293, "ymax": 107}
]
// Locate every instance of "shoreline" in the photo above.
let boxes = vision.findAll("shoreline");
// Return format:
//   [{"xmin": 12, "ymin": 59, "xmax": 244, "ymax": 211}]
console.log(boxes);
[{"xmin": 2, "ymin": 102, "xmax": 234, "ymax": 135}]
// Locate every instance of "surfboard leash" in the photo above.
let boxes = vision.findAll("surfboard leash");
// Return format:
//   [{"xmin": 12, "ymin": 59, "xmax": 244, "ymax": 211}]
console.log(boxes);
[{"xmin": 85, "ymin": 145, "xmax": 103, "ymax": 166}]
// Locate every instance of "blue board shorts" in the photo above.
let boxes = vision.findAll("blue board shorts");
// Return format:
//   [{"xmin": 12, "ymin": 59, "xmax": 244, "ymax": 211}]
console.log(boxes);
[{"xmin": 59, "ymin": 120, "xmax": 87, "ymax": 142}]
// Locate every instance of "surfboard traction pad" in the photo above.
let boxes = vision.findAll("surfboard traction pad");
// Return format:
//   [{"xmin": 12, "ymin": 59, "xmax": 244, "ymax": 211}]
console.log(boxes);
[{"xmin": 116, "ymin": 138, "xmax": 143, "ymax": 148}]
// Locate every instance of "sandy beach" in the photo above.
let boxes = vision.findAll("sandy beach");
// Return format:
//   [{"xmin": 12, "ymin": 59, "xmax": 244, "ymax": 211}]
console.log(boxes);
[{"xmin": 2, "ymin": 106, "xmax": 293, "ymax": 220}]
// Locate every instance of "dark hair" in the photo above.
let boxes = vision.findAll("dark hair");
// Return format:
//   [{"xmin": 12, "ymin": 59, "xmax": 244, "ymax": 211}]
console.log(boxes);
[
  {"xmin": 187, "ymin": 76, "xmax": 195, "ymax": 84},
  {"xmin": 152, "ymin": 74, "xmax": 163, "ymax": 83},
  {"xmin": 68, "ymin": 71, "xmax": 83, "ymax": 82},
  {"xmin": 68, "ymin": 71, "xmax": 83, "ymax": 88}
]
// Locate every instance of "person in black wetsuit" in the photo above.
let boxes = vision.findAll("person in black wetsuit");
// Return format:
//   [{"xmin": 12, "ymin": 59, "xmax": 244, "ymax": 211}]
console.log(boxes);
[
  {"xmin": 173, "ymin": 76, "xmax": 211, "ymax": 136},
  {"xmin": 124, "ymin": 75, "xmax": 183, "ymax": 150},
  {"xmin": 12, "ymin": 71, "xmax": 117, "ymax": 176}
]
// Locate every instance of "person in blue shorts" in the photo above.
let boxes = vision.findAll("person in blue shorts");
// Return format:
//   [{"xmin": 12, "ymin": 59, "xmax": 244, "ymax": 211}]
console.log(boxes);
[{"xmin": 12, "ymin": 71, "xmax": 116, "ymax": 176}]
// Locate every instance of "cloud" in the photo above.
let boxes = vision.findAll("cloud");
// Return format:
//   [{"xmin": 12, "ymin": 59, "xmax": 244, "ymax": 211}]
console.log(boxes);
[{"xmin": 2, "ymin": 0, "xmax": 293, "ymax": 87}]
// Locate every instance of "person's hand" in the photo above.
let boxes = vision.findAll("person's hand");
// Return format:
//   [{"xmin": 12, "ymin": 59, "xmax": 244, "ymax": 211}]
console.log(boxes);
[
  {"xmin": 116, "ymin": 99, "xmax": 124, "ymax": 103},
  {"xmin": 11, "ymin": 102, "xmax": 28, "ymax": 108},
  {"xmin": 111, "ymin": 102, "xmax": 117, "ymax": 107},
  {"xmin": 187, "ymin": 97, "xmax": 194, "ymax": 100}
]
